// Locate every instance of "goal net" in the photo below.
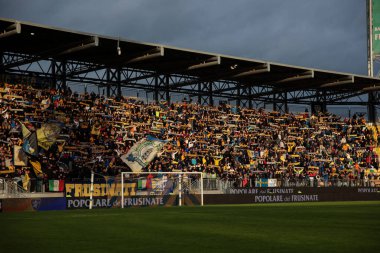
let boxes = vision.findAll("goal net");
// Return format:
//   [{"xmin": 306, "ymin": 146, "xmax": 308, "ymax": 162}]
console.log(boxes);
[{"xmin": 120, "ymin": 172, "xmax": 203, "ymax": 208}]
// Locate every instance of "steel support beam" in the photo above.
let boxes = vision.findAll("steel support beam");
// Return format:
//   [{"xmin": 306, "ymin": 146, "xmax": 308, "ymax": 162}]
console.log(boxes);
[
  {"xmin": 197, "ymin": 82, "xmax": 213, "ymax": 106},
  {"xmin": 0, "ymin": 22, "xmax": 21, "ymax": 39},
  {"xmin": 248, "ymin": 87, "xmax": 253, "ymax": 109},
  {"xmin": 165, "ymin": 75, "xmax": 170, "ymax": 104},
  {"xmin": 368, "ymin": 91, "xmax": 377, "ymax": 123},
  {"xmin": 4, "ymin": 36, "xmax": 99, "ymax": 69},
  {"xmin": 0, "ymin": 51, "xmax": 3, "ymax": 82},
  {"xmin": 209, "ymin": 82, "xmax": 214, "ymax": 106},
  {"xmin": 198, "ymin": 83, "xmax": 202, "ymax": 105},
  {"xmin": 56, "ymin": 36, "xmax": 99, "ymax": 56},
  {"xmin": 187, "ymin": 56, "xmax": 220, "ymax": 70},
  {"xmin": 153, "ymin": 75, "xmax": 169, "ymax": 103},
  {"xmin": 237, "ymin": 86, "xmax": 252, "ymax": 109},
  {"xmin": 230, "ymin": 64, "xmax": 270, "ymax": 79},
  {"xmin": 117, "ymin": 68, "xmax": 122, "ymax": 97},
  {"xmin": 154, "ymin": 75, "xmax": 159, "ymax": 102},
  {"xmin": 106, "ymin": 68, "xmax": 120, "ymax": 97},
  {"xmin": 236, "ymin": 84, "xmax": 241, "ymax": 108},
  {"xmin": 274, "ymin": 71, "xmax": 314, "ymax": 85},
  {"xmin": 272, "ymin": 93, "xmax": 288, "ymax": 113},
  {"xmin": 310, "ymin": 91, "xmax": 327, "ymax": 114},
  {"xmin": 318, "ymin": 76, "xmax": 354, "ymax": 88},
  {"xmin": 51, "ymin": 60, "xmax": 67, "ymax": 90},
  {"xmin": 273, "ymin": 92, "xmax": 288, "ymax": 113},
  {"xmin": 125, "ymin": 47, "xmax": 164, "ymax": 64},
  {"xmin": 2, "ymin": 51, "xmax": 380, "ymax": 121},
  {"xmin": 59, "ymin": 61, "xmax": 67, "ymax": 91},
  {"xmin": 213, "ymin": 68, "xmax": 308, "ymax": 94}
]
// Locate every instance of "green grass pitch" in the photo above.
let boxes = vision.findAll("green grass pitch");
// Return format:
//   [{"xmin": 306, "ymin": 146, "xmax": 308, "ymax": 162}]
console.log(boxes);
[{"xmin": 1, "ymin": 201, "xmax": 379, "ymax": 253}]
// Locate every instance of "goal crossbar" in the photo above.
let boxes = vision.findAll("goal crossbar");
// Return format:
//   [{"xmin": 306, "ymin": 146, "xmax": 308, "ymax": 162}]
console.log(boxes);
[{"xmin": 121, "ymin": 171, "xmax": 203, "ymax": 208}]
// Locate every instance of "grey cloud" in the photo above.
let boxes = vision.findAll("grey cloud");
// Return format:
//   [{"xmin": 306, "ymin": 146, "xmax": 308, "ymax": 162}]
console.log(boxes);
[{"xmin": 0, "ymin": 0, "xmax": 370, "ymax": 75}]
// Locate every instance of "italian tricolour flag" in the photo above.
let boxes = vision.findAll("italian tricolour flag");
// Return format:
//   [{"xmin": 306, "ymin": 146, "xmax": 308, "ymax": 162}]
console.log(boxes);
[{"xmin": 49, "ymin": 180, "xmax": 65, "ymax": 192}]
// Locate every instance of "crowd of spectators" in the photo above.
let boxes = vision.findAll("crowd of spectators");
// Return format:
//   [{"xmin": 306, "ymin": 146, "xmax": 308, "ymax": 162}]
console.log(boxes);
[{"xmin": 0, "ymin": 82, "xmax": 379, "ymax": 190}]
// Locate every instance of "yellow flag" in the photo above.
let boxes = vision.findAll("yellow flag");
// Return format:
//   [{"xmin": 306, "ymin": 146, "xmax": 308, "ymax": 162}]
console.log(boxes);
[
  {"xmin": 0, "ymin": 159, "xmax": 15, "ymax": 174},
  {"xmin": 37, "ymin": 123, "xmax": 61, "ymax": 150},
  {"xmin": 30, "ymin": 160, "xmax": 43, "ymax": 178},
  {"xmin": 23, "ymin": 172, "xmax": 30, "ymax": 191},
  {"xmin": 21, "ymin": 122, "xmax": 31, "ymax": 139}
]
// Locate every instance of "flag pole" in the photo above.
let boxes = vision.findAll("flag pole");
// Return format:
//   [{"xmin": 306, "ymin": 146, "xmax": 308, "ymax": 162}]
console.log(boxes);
[
  {"xmin": 368, "ymin": 0, "xmax": 374, "ymax": 77},
  {"xmin": 89, "ymin": 170, "xmax": 94, "ymax": 210}
]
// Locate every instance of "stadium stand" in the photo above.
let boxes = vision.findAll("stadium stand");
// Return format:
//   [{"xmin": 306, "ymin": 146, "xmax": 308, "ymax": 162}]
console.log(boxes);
[{"xmin": 0, "ymin": 82, "xmax": 379, "ymax": 192}]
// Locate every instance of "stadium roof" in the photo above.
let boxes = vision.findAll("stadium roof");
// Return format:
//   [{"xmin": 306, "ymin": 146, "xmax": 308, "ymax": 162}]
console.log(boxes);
[
  {"xmin": 1, "ymin": 17, "xmax": 379, "ymax": 93},
  {"xmin": 0, "ymin": 16, "xmax": 379, "ymax": 124}
]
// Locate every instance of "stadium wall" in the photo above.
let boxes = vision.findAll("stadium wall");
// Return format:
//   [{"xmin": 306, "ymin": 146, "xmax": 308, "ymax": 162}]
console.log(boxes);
[
  {"xmin": 1, "ymin": 187, "xmax": 380, "ymax": 212},
  {"xmin": 0, "ymin": 197, "xmax": 66, "ymax": 212},
  {"xmin": 205, "ymin": 187, "xmax": 380, "ymax": 204}
]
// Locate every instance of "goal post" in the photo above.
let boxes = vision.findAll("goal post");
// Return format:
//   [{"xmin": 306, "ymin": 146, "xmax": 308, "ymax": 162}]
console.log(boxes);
[
  {"xmin": 121, "ymin": 171, "xmax": 203, "ymax": 208},
  {"xmin": 88, "ymin": 171, "xmax": 122, "ymax": 210}
]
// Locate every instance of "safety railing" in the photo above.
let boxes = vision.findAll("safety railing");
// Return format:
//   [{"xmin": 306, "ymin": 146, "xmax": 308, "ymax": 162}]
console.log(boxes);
[
  {"xmin": 0, "ymin": 178, "xmax": 28, "ymax": 198},
  {"xmin": 2, "ymin": 177, "xmax": 378, "ymax": 197},
  {"xmin": 221, "ymin": 178, "xmax": 380, "ymax": 192}
]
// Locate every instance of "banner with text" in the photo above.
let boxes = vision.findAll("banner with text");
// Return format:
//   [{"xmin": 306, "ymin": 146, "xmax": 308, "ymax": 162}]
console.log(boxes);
[
  {"xmin": 65, "ymin": 182, "xmax": 138, "ymax": 197},
  {"xmin": 66, "ymin": 196, "xmax": 182, "ymax": 209},
  {"xmin": 205, "ymin": 187, "xmax": 380, "ymax": 204},
  {"xmin": 373, "ymin": 0, "xmax": 380, "ymax": 55}
]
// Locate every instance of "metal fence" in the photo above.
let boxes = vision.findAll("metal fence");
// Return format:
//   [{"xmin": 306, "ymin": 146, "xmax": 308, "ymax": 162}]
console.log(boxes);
[
  {"xmin": 203, "ymin": 178, "xmax": 380, "ymax": 193},
  {"xmin": 0, "ymin": 178, "xmax": 46, "ymax": 196},
  {"xmin": 0, "ymin": 178, "xmax": 28, "ymax": 197},
  {"xmin": 1, "ymin": 177, "xmax": 379, "ymax": 197}
]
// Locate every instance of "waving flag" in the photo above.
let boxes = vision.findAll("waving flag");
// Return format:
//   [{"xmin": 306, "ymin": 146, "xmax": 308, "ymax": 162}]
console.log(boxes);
[
  {"xmin": 21, "ymin": 122, "xmax": 31, "ymax": 139},
  {"xmin": 19, "ymin": 122, "xmax": 39, "ymax": 156},
  {"xmin": 22, "ymin": 132, "xmax": 38, "ymax": 156},
  {"xmin": 37, "ymin": 123, "xmax": 61, "ymax": 150},
  {"xmin": 13, "ymin": 145, "xmax": 28, "ymax": 166},
  {"xmin": 49, "ymin": 180, "xmax": 65, "ymax": 192},
  {"xmin": 120, "ymin": 136, "xmax": 165, "ymax": 172},
  {"xmin": 30, "ymin": 160, "xmax": 43, "ymax": 178}
]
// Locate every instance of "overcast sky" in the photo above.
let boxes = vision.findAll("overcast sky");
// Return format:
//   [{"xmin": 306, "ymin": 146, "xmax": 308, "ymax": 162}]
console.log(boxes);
[{"xmin": 0, "ymin": 0, "xmax": 371, "ymax": 75}]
